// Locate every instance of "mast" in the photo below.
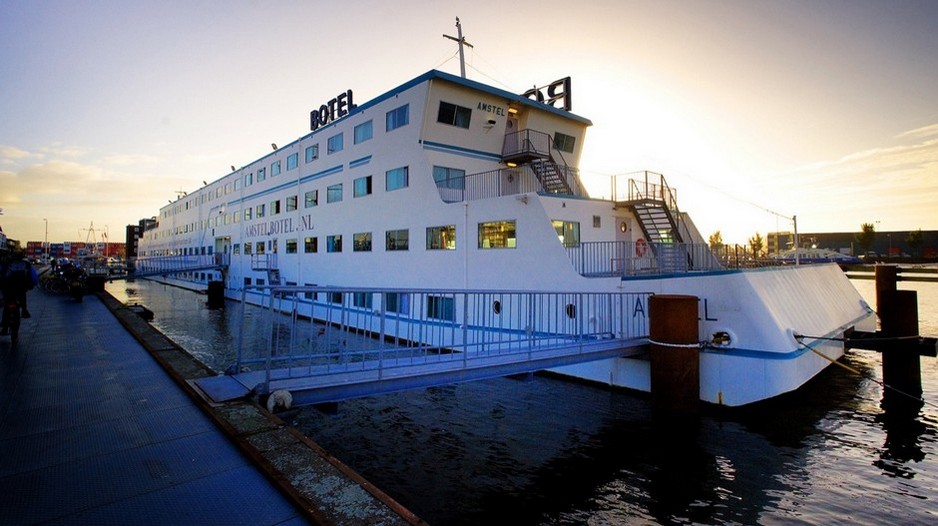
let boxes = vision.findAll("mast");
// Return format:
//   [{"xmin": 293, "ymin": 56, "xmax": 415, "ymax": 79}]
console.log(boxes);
[{"xmin": 443, "ymin": 17, "xmax": 473, "ymax": 78}]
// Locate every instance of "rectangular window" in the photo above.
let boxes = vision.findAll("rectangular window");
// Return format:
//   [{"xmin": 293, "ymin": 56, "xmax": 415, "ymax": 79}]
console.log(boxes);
[
  {"xmin": 552, "ymin": 220, "xmax": 581, "ymax": 247},
  {"xmin": 244, "ymin": 242, "xmax": 252, "ymax": 255},
  {"xmin": 287, "ymin": 153, "xmax": 298, "ymax": 170},
  {"xmin": 353, "ymin": 175, "xmax": 372, "ymax": 198},
  {"xmin": 244, "ymin": 277, "xmax": 252, "ymax": 286},
  {"xmin": 433, "ymin": 166, "xmax": 466, "ymax": 189},
  {"xmin": 386, "ymin": 166, "xmax": 409, "ymax": 191},
  {"xmin": 257, "ymin": 167, "xmax": 266, "ymax": 182},
  {"xmin": 478, "ymin": 220, "xmax": 516, "ymax": 249},
  {"xmin": 427, "ymin": 295, "xmax": 455, "ymax": 321},
  {"xmin": 255, "ymin": 241, "xmax": 265, "ymax": 254},
  {"xmin": 353, "ymin": 292, "xmax": 373, "ymax": 309},
  {"xmin": 233, "ymin": 243, "xmax": 240, "ymax": 255},
  {"xmin": 386, "ymin": 229, "xmax": 409, "ymax": 251},
  {"xmin": 353, "ymin": 232, "xmax": 372, "ymax": 252},
  {"xmin": 427, "ymin": 225, "xmax": 456, "ymax": 250},
  {"xmin": 256, "ymin": 203, "xmax": 266, "ymax": 218},
  {"xmin": 286, "ymin": 238, "xmax": 298, "ymax": 254},
  {"xmin": 245, "ymin": 172, "xmax": 254, "ymax": 186},
  {"xmin": 329, "ymin": 292, "xmax": 343, "ymax": 304},
  {"xmin": 224, "ymin": 183, "xmax": 231, "ymax": 194},
  {"xmin": 553, "ymin": 132, "xmax": 576, "ymax": 153},
  {"xmin": 286, "ymin": 195, "xmax": 298, "ymax": 212},
  {"xmin": 257, "ymin": 278, "xmax": 265, "ymax": 286},
  {"xmin": 305, "ymin": 144, "xmax": 319, "ymax": 162},
  {"xmin": 271, "ymin": 160, "xmax": 281, "ymax": 176},
  {"xmin": 244, "ymin": 207, "xmax": 253, "ymax": 221},
  {"xmin": 304, "ymin": 190, "xmax": 318, "ymax": 208},
  {"xmin": 437, "ymin": 101, "xmax": 471, "ymax": 128},
  {"xmin": 592, "ymin": 215, "xmax": 601, "ymax": 228},
  {"xmin": 386, "ymin": 104, "xmax": 409, "ymax": 131},
  {"xmin": 385, "ymin": 292, "xmax": 410, "ymax": 315},
  {"xmin": 327, "ymin": 133, "xmax": 343, "ymax": 154},
  {"xmin": 304, "ymin": 236, "xmax": 318, "ymax": 253},
  {"xmin": 304, "ymin": 283, "xmax": 316, "ymax": 300},
  {"xmin": 234, "ymin": 179, "xmax": 241, "ymax": 191},
  {"xmin": 353, "ymin": 120, "xmax": 373, "ymax": 144},
  {"xmin": 327, "ymin": 183, "xmax": 343, "ymax": 203},
  {"xmin": 327, "ymin": 235, "xmax": 342, "ymax": 252},
  {"xmin": 270, "ymin": 200, "xmax": 281, "ymax": 215}
]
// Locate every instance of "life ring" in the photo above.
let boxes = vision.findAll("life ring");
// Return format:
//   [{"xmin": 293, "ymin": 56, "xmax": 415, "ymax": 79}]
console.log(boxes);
[{"xmin": 635, "ymin": 238, "xmax": 648, "ymax": 257}]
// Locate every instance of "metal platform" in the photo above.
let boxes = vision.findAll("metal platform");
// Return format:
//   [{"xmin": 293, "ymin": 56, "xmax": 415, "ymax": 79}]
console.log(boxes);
[{"xmin": 0, "ymin": 290, "xmax": 311, "ymax": 525}]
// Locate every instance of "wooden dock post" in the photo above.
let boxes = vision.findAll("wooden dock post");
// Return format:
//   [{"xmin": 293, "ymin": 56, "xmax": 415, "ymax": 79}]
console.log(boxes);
[
  {"xmin": 875, "ymin": 266, "xmax": 923, "ymax": 408},
  {"xmin": 649, "ymin": 295, "xmax": 700, "ymax": 414},
  {"xmin": 207, "ymin": 280, "xmax": 225, "ymax": 309}
]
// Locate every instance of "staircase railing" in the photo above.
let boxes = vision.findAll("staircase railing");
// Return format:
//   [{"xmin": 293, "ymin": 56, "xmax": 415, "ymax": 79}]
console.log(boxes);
[
  {"xmin": 627, "ymin": 171, "xmax": 679, "ymax": 214},
  {"xmin": 437, "ymin": 164, "xmax": 585, "ymax": 203}
]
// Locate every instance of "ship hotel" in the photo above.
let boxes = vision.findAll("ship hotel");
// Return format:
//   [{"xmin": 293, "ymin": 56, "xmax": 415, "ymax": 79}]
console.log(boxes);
[{"xmin": 135, "ymin": 68, "xmax": 875, "ymax": 406}]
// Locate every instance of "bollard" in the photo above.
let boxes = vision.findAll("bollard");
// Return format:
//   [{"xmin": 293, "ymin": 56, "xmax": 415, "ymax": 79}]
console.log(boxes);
[
  {"xmin": 207, "ymin": 280, "xmax": 225, "ymax": 309},
  {"xmin": 649, "ymin": 295, "xmax": 700, "ymax": 414}
]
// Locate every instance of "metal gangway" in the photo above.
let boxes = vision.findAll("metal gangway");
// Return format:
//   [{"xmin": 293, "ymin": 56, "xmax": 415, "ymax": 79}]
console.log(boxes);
[
  {"xmin": 102, "ymin": 254, "xmax": 230, "ymax": 281},
  {"xmin": 194, "ymin": 287, "xmax": 652, "ymax": 407}
]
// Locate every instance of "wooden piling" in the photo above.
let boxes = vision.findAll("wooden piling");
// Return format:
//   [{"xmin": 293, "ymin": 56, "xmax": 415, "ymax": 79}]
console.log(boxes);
[
  {"xmin": 649, "ymin": 295, "xmax": 700, "ymax": 414},
  {"xmin": 207, "ymin": 280, "xmax": 225, "ymax": 309},
  {"xmin": 875, "ymin": 266, "xmax": 923, "ymax": 407}
]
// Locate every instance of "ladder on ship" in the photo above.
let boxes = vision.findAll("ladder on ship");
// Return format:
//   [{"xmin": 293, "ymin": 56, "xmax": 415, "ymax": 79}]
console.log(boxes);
[
  {"xmin": 251, "ymin": 254, "xmax": 281, "ymax": 285},
  {"xmin": 619, "ymin": 172, "xmax": 694, "ymax": 271}
]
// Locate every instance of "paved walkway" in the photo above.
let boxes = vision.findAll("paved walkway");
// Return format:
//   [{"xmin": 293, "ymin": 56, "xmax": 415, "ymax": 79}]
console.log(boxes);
[{"xmin": 0, "ymin": 288, "xmax": 312, "ymax": 525}]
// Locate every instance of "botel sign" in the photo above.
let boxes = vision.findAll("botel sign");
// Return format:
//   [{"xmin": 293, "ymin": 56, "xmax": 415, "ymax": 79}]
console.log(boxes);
[{"xmin": 310, "ymin": 89, "xmax": 356, "ymax": 131}]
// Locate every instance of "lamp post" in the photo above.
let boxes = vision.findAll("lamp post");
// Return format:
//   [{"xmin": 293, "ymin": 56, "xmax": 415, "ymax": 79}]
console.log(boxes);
[{"xmin": 43, "ymin": 218, "xmax": 48, "ymax": 261}]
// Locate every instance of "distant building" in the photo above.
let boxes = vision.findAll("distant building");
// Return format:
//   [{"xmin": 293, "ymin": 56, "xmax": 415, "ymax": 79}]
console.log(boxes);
[
  {"xmin": 25, "ymin": 240, "xmax": 127, "ymax": 260},
  {"xmin": 766, "ymin": 230, "xmax": 937, "ymax": 260}
]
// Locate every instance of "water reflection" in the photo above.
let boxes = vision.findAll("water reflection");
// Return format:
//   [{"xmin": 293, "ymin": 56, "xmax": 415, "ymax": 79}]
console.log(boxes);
[{"xmin": 105, "ymin": 279, "xmax": 938, "ymax": 525}]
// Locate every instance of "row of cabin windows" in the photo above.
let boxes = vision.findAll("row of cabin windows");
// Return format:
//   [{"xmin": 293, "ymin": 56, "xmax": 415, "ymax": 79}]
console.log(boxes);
[
  {"xmin": 235, "ymin": 104, "xmax": 409, "ymax": 188},
  {"xmin": 231, "ymin": 219, "xmax": 581, "ymax": 257}
]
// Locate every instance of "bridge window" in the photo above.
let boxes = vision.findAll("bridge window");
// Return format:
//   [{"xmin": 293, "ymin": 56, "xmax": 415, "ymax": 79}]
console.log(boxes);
[
  {"xmin": 427, "ymin": 225, "xmax": 456, "ymax": 250},
  {"xmin": 553, "ymin": 132, "xmax": 576, "ymax": 153},
  {"xmin": 386, "ymin": 104, "xmax": 409, "ymax": 131},
  {"xmin": 427, "ymin": 295, "xmax": 455, "ymax": 321},
  {"xmin": 353, "ymin": 232, "xmax": 372, "ymax": 252},
  {"xmin": 437, "ymin": 101, "xmax": 471, "ymax": 129},
  {"xmin": 305, "ymin": 144, "xmax": 319, "ymax": 163},
  {"xmin": 478, "ymin": 220, "xmax": 516, "ymax": 249},
  {"xmin": 386, "ymin": 229, "xmax": 408, "ymax": 251},
  {"xmin": 552, "ymin": 220, "xmax": 580, "ymax": 247}
]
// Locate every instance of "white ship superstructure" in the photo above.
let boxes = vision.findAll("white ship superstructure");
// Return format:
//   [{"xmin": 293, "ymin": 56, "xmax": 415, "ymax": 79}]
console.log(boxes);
[{"xmin": 136, "ymin": 69, "xmax": 875, "ymax": 406}]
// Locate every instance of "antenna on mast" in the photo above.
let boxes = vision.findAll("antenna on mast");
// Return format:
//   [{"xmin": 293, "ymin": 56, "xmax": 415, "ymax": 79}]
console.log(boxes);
[{"xmin": 443, "ymin": 17, "xmax": 473, "ymax": 78}]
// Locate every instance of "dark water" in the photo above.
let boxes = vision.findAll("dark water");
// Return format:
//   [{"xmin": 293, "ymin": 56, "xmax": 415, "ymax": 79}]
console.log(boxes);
[{"xmin": 106, "ymin": 279, "xmax": 938, "ymax": 525}]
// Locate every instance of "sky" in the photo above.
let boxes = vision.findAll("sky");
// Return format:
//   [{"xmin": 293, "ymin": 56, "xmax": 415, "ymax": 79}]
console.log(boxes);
[{"xmin": 1, "ymin": 0, "xmax": 936, "ymax": 246}]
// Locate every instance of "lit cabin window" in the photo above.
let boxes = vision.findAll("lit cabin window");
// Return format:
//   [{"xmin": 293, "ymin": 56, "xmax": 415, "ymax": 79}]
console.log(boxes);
[
  {"xmin": 426, "ymin": 225, "xmax": 456, "ymax": 250},
  {"xmin": 437, "ymin": 101, "xmax": 471, "ymax": 129},
  {"xmin": 386, "ymin": 229, "xmax": 409, "ymax": 251},
  {"xmin": 552, "ymin": 220, "xmax": 580, "ymax": 247},
  {"xmin": 353, "ymin": 232, "xmax": 372, "ymax": 252},
  {"xmin": 478, "ymin": 220, "xmax": 516, "ymax": 249}
]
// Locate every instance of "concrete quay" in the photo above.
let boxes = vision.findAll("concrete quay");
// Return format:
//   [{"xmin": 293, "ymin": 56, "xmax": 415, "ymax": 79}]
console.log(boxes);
[{"xmin": 0, "ymin": 286, "xmax": 424, "ymax": 525}]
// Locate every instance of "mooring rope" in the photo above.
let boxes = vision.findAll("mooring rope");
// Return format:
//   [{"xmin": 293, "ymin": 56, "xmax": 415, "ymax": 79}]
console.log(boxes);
[
  {"xmin": 646, "ymin": 338, "xmax": 706, "ymax": 349},
  {"xmin": 795, "ymin": 336, "xmax": 938, "ymax": 410}
]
